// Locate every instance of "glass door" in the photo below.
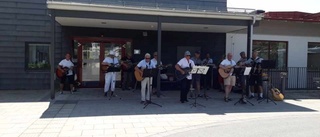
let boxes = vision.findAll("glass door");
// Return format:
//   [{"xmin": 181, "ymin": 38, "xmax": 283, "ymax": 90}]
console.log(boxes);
[
  {"xmin": 73, "ymin": 37, "xmax": 132, "ymax": 88},
  {"xmin": 82, "ymin": 42, "xmax": 101, "ymax": 82}
]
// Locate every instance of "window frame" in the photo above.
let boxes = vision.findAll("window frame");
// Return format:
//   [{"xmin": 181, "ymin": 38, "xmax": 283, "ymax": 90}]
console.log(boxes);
[
  {"xmin": 252, "ymin": 40, "xmax": 288, "ymax": 69},
  {"xmin": 25, "ymin": 42, "xmax": 51, "ymax": 72},
  {"xmin": 307, "ymin": 42, "xmax": 320, "ymax": 70}
]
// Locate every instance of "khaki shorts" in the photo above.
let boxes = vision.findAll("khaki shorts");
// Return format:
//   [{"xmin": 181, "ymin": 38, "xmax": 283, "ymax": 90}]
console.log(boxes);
[{"xmin": 224, "ymin": 76, "xmax": 236, "ymax": 86}]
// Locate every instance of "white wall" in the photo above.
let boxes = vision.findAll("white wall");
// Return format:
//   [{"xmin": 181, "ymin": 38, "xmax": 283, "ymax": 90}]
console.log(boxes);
[
  {"xmin": 226, "ymin": 33, "xmax": 320, "ymax": 67},
  {"xmin": 226, "ymin": 33, "xmax": 320, "ymax": 88}
]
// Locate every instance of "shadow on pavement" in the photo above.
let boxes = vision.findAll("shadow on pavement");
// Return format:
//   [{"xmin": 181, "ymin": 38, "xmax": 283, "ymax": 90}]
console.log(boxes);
[{"xmin": 37, "ymin": 88, "xmax": 318, "ymax": 118}]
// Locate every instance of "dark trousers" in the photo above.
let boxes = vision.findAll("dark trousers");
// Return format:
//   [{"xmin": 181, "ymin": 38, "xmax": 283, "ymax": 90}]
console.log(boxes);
[
  {"xmin": 122, "ymin": 71, "xmax": 133, "ymax": 89},
  {"xmin": 180, "ymin": 78, "xmax": 191, "ymax": 101}
]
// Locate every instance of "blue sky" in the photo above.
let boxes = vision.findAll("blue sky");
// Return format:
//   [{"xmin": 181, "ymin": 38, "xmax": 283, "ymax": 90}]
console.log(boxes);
[{"xmin": 228, "ymin": 0, "xmax": 319, "ymax": 13}]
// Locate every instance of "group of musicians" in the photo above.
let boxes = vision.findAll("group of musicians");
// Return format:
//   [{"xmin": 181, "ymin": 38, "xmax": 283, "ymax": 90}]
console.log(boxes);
[{"xmin": 57, "ymin": 50, "xmax": 264, "ymax": 105}]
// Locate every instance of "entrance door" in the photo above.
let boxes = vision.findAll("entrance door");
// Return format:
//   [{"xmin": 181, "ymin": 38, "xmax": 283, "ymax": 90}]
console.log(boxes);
[
  {"xmin": 82, "ymin": 42, "xmax": 101, "ymax": 82},
  {"xmin": 73, "ymin": 37, "xmax": 132, "ymax": 88}
]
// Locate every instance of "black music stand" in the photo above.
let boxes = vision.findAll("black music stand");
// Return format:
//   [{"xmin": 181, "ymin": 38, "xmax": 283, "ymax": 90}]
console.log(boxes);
[
  {"xmin": 259, "ymin": 60, "xmax": 277, "ymax": 105},
  {"xmin": 234, "ymin": 67, "xmax": 254, "ymax": 106},
  {"xmin": 105, "ymin": 66, "xmax": 122, "ymax": 100},
  {"xmin": 142, "ymin": 68, "xmax": 162, "ymax": 109},
  {"xmin": 189, "ymin": 66, "xmax": 208, "ymax": 108}
]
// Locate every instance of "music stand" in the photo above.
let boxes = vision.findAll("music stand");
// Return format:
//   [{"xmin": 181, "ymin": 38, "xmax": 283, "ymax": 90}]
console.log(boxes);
[
  {"xmin": 105, "ymin": 66, "xmax": 122, "ymax": 100},
  {"xmin": 234, "ymin": 67, "xmax": 254, "ymax": 106},
  {"xmin": 190, "ymin": 66, "xmax": 208, "ymax": 108},
  {"xmin": 258, "ymin": 60, "xmax": 277, "ymax": 105},
  {"xmin": 142, "ymin": 68, "xmax": 162, "ymax": 109}
]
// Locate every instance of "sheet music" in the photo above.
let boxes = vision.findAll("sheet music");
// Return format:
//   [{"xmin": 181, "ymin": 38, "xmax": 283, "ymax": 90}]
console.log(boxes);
[
  {"xmin": 244, "ymin": 67, "xmax": 252, "ymax": 76},
  {"xmin": 190, "ymin": 66, "xmax": 209, "ymax": 75}
]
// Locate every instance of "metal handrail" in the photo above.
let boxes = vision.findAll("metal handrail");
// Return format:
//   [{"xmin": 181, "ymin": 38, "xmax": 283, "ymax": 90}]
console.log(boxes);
[{"xmin": 47, "ymin": 0, "xmax": 257, "ymax": 15}]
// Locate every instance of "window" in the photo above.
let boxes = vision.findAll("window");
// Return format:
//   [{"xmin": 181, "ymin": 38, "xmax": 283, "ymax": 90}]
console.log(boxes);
[
  {"xmin": 26, "ymin": 43, "xmax": 50, "ymax": 70},
  {"xmin": 253, "ymin": 41, "xmax": 288, "ymax": 69},
  {"xmin": 308, "ymin": 42, "xmax": 320, "ymax": 70}
]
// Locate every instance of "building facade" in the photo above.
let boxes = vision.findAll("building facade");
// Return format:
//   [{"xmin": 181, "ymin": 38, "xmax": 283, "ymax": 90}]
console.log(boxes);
[
  {"xmin": 226, "ymin": 12, "xmax": 320, "ymax": 89},
  {"xmin": 0, "ymin": 0, "xmax": 261, "ymax": 91}
]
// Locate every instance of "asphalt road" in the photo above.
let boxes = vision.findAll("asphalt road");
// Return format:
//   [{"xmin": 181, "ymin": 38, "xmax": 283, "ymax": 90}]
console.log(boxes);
[{"xmin": 164, "ymin": 114, "xmax": 320, "ymax": 137}]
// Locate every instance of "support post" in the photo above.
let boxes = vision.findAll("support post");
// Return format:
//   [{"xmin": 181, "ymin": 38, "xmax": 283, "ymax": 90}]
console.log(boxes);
[
  {"xmin": 157, "ymin": 16, "xmax": 162, "ymax": 95},
  {"xmin": 50, "ymin": 10, "xmax": 56, "ymax": 100}
]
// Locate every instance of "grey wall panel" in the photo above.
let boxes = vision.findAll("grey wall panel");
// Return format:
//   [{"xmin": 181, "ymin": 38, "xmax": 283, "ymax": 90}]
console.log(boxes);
[
  {"xmin": 16, "ymin": 25, "xmax": 50, "ymax": 32},
  {"xmin": 0, "ymin": 13, "xmax": 16, "ymax": 19},
  {"xmin": 0, "ymin": 1, "xmax": 16, "ymax": 8},
  {"xmin": 0, "ymin": 25, "xmax": 16, "ymax": 31},
  {"xmin": 0, "ymin": 0, "xmax": 61, "ymax": 90},
  {"xmin": 17, "ymin": 14, "xmax": 50, "ymax": 21},
  {"xmin": 0, "ymin": 36, "xmax": 16, "ymax": 41},
  {"xmin": 16, "ymin": 37, "xmax": 51, "ymax": 42},
  {"xmin": 17, "ymin": 3, "xmax": 48, "ymax": 9}
]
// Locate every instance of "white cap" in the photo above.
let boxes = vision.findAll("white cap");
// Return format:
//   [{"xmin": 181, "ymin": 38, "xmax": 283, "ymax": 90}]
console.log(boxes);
[{"xmin": 109, "ymin": 51, "xmax": 115, "ymax": 55}]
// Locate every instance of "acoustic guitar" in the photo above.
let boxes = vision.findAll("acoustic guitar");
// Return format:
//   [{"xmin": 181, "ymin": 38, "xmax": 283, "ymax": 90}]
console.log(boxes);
[
  {"xmin": 134, "ymin": 70, "xmax": 144, "ymax": 81},
  {"xmin": 218, "ymin": 65, "xmax": 234, "ymax": 79},
  {"xmin": 175, "ymin": 68, "xmax": 191, "ymax": 81},
  {"xmin": 56, "ymin": 67, "xmax": 69, "ymax": 78},
  {"xmin": 101, "ymin": 63, "xmax": 120, "ymax": 73},
  {"xmin": 134, "ymin": 64, "xmax": 172, "ymax": 81},
  {"xmin": 271, "ymin": 88, "xmax": 284, "ymax": 101}
]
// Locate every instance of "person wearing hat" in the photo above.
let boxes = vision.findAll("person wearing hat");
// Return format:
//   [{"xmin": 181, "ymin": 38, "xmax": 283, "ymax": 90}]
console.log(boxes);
[
  {"xmin": 102, "ymin": 50, "xmax": 119, "ymax": 97},
  {"xmin": 191, "ymin": 51, "xmax": 203, "ymax": 97},
  {"xmin": 135, "ymin": 53, "xmax": 156, "ymax": 104},
  {"xmin": 175, "ymin": 51, "xmax": 195, "ymax": 103}
]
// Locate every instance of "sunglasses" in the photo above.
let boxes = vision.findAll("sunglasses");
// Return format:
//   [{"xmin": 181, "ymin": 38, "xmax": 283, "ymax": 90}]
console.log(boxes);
[{"xmin": 145, "ymin": 58, "xmax": 150, "ymax": 59}]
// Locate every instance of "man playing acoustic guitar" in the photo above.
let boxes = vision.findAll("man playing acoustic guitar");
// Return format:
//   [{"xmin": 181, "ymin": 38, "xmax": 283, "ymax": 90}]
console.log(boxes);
[
  {"xmin": 102, "ymin": 51, "xmax": 119, "ymax": 97},
  {"xmin": 135, "ymin": 53, "xmax": 156, "ymax": 104},
  {"xmin": 57, "ymin": 53, "xmax": 74, "ymax": 94},
  {"xmin": 175, "ymin": 51, "xmax": 195, "ymax": 103},
  {"xmin": 219, "ymin": 53, "xmax": 236, "ymax": 102}
]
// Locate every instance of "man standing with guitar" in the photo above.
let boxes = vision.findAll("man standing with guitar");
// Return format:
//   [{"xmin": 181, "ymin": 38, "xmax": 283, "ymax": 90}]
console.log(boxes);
[
  {"xmin": 175, "ymin": 51, "xmax": 195, "ymax": 103},
  {"xmin": 121, "ymin": 53, "xmax": 135, "ymax": 91},
  {"xmin": 102, "ymin": 51, "xmax": 119, "ymax": 97},
  {"xmin": 135, "ymin": 53, "xmax": 156, "ymax": 104},
  {"xmin": 57, "ymin": 53, "xmax": 74, "ymax": 94},
  {"xmin": 219, "ymin": 53, "xmax": 236, "ymax": 102}
]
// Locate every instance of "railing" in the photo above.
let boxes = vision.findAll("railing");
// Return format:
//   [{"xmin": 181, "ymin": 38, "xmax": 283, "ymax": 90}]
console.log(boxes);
[
  {"xmin": 47, "ymin": 0, "xmax": 257, "ymax": 15},
  {"xmin": 267, "ymin": 67, "xmax": 320, "ymax": 90}
]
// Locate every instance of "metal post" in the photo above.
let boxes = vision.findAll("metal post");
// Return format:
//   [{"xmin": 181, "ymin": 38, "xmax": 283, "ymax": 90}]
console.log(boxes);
[
  {"xmin": 156, "ymin": 16, "xmax": 162, "ymax": 95},
  {"xmin": 50, "ymin": 10, "xmax": 56, "ymax": 100},
  {"xmin": 246, "ymin": 21, "xmax": 253, "ymax": 96}
]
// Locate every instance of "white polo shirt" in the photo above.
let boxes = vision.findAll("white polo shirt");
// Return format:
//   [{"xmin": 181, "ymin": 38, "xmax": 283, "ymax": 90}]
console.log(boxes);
[
  {"xmin": 58, "ymin": 59, "xmax": 74, "ymax": 76},
  {"xmin": 137, "ymin": 59, "xmax": 156, "ymax": 69},
  {"xmin": 103, "ymin": 57, "xmax": 119, "ymax": 65},
  {"xmin": 151, "ymin": 58, "xmax": 162, "ymax": 66},
  {"xmin": 220, "ymin": 59, "xmax": 236, "ymax": 67},
  {"xmin": 177, "ymin": 58, "xmax": 195, "ymax": 80}
]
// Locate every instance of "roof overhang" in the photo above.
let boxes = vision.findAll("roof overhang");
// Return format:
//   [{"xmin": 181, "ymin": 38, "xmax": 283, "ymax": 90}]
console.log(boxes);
[{"xmin": 47, "ymin": 1, "xmax": 263, "ymax": 32}]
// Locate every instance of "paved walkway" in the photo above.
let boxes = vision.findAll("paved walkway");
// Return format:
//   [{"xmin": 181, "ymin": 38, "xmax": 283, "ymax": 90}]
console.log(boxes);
[{"xmin": 0, "ymin": 89, "xmax": 319, "ymax": 137}]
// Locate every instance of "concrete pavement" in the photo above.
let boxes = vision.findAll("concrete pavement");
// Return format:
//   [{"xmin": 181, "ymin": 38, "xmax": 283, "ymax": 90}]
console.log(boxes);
[{"xmin": 0, "ymin": 89, "xmax": 319, "ymax": 137}]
